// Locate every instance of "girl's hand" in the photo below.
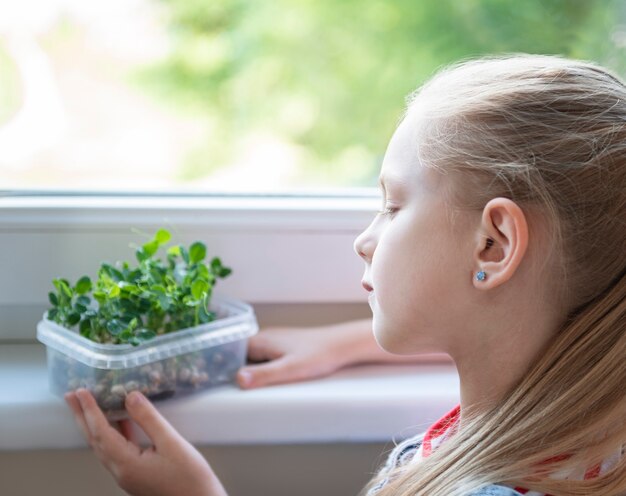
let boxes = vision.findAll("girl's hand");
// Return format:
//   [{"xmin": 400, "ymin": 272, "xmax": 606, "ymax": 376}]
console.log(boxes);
[
  {"xmin": 235, "ymin": 320, "xmax": 451, "ymax": 390},
  {"xmin": 235, "ymin": 320, "xmax": 376, "ymax": 389},
  {"xmin": 65, "ymin": 388, "xmax": 228, "ymax": 496}
]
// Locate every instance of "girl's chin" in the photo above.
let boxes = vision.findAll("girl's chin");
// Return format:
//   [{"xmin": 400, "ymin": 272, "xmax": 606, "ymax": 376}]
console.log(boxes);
[
  {"xmin": 373, "ymin": 333, "xmax": 399, "ymax": 354},
  {"xmin": 371, "ymin": 318, "xmax": 398, "ymax": 354}
]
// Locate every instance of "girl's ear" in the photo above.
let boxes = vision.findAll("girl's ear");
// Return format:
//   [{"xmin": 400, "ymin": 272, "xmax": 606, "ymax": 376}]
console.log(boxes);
[{"xmin": 473, "ymin": 197, "xmax": 529, "ymax": 290}]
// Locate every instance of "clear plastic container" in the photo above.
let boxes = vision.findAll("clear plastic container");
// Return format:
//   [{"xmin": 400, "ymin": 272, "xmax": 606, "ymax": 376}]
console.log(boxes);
[{"xmin": 37, "ymin": 294, "xmax": 259, "ymax": 420}]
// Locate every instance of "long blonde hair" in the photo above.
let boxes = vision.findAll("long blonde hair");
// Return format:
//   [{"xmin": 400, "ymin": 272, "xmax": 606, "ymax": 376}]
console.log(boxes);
[{"xmin": 360, "ymin": 54, "xmax": 626, "ymax": 496}]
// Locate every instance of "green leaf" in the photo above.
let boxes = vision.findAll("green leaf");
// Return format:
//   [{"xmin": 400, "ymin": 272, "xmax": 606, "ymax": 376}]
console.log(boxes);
[
  {"xmin": 119, "ymin": 283, "xmax": 140, "ymax": 295},
  {"xmin": 75, "ymin": 276, "xmax": 92, "ymax": 295},
  {"xmin": 108, "ymin": 285, "xmax": 121, "ymax": 298},
  {"xmin": 197, "ymin": 301, "xmax": 214, "ymax": 324},
  {"xmin": 138, "ymin": 297, "xmax": 152, "ymax": 313},
  {"xmin": 48, "ymin": 292, "xmax": 58, "ymax": 307},
  {"xmin": 79, "ymin": 318, "xmax": 91, "ymax": 337},
  {"xmin": 74, "ymin": 303, "xmax": 87, "ymax": 314},
  {"xmin": 167, "ymin": 245, "xmax": 181, "ymax": 257},
  {"xmin": 119, "ymin": 299, "xmax": 138, "ymax": 313},
  {"xmin": 218, "ymin": 267, "xmax": 232, "ymax": 278},
  {"xmin": 67, "ymin": 312, "xmax": 81, "ymax": 326},
  {"xmin": 136, "ymin": 248, "xmax": 148, "ymax": 263},
  {"xmin": 101, "ymin": 264, "xmax": 124, "ymax": 281},
  {"xmin": 53, "ymin": 278, "xmax": 73, "ymax": 299},
  {"xmin": 196, "ymin": 264, "xmax": 209, "ymax": 280},
  {"xmin": 143, "ymin": 239, "xmax": 159, "ymax": 257},
  {"xmin": 191, "ymin": 279, "xmax": 209, "ymax": 300},
  {"xmin": 137, "ymin": 329, "xmax": 157, "ymax": 341},
  {"xmin": 157, "ymin": 293, "xmax": 170, "ymax": 311},
  {"xmin": 106, "ymin": 319, "xmax": 125, "ymax": 336},
  {"xmin": 128, "ymin": 268, "xmax": 143, "ymax": 283},
  {"xmin": 180, "ymin": 246, "xmax": 190, "ymax": 264},
  {"xmin": 155, "ymin": 229, "xmax": 171, "ymax": 244},
  {"xmin": 149, "ymin": 266, "xmax": 165, "ymax": 284},
  {"xmin": 76, "ymin": 295, "xmax": 90, "ymax": 307},
  {"xmin": 189, "ymin": 242, "xmax": 207, "ymax": 264},
  {"xmin": 93, "ymin": 291, "xmax": 107, "ymax": 305},
  {"xmin": 47, "ymin": 308, "xmax": 59, "ymax": 321},
  {"xmin": 183, "ymin": 295, "xmax": 199, "ymax": 307}
]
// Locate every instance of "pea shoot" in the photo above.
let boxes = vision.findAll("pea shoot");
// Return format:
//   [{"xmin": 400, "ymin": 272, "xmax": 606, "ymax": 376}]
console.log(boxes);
[{"xmin": 47, "ymin": 229, "xmax": 232, "ymax": 346}]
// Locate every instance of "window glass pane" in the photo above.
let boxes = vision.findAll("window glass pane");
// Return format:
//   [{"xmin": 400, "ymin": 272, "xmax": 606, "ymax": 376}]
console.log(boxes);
[{"xmin": 1, "ymin": 0, "xmax": 625, "ymax": 194}]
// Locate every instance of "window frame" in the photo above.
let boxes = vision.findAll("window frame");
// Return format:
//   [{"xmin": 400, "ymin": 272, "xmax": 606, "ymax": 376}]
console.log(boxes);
[{"xmin": 0, "ymin": 192, "xmax": 380, "ymax": 340}]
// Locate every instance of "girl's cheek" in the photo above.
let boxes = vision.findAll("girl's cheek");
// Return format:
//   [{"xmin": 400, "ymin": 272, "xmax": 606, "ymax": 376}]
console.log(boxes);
[{"xmin": 371, "ymin": 253, "xmax": 400, "ymax": 302}]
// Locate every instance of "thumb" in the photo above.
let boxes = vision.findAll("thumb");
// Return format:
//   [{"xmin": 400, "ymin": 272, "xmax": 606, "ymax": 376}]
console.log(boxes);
[
  {"xmin": 124, "ymin": 391, "xmax": 182, "ymax": 448},
  {"xmin": 237, "ymin": 356, "xmax": 311, "ymax": 389}
]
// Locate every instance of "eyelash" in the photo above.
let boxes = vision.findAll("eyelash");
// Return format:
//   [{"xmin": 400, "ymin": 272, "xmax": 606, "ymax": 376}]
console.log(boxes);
[{"xmin": 377, "ymin": 206, "xmax": 398, "ymax": 217}]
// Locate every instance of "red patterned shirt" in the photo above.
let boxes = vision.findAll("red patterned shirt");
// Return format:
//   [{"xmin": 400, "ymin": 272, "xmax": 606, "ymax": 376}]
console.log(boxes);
[{"xmin": 369, "ymin": 403, "xmax": 622, "ymax": 495}]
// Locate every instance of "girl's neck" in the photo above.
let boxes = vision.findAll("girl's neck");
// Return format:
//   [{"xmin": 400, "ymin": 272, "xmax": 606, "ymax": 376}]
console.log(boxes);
[{"xmin": 452, "ymin": 307, "xmax": 565, "ymax": 429}]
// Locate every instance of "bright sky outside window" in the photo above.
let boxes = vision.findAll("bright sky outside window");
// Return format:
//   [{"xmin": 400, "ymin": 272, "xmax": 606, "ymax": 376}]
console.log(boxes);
[{"xmin": 0, "ymin": 0, "xmax": 625, "ymax": 195}]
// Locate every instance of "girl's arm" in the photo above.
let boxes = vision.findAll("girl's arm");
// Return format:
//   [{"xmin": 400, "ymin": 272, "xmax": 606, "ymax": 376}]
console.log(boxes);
[
  {"xmin": 65, "ymin": 389, "xmax": 228, "ymax": 496},
  {"xmin": 236, "ymin": 318, "xmax": 451, "ymax": 389}
]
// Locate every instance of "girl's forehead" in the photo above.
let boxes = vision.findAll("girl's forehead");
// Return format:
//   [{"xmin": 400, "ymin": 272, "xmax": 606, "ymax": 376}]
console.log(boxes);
[
  {"xmin": 381, "ymin": 117, "xmax": 443, "ymax": 195},
  {"xmin": 386, "ymin": 117, "xmax": 419, "ymax": 165}
]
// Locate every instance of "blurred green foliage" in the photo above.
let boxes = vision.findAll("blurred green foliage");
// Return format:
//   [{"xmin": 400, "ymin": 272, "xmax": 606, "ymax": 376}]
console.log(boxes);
[{"xmin": 135, "ymin": 0, "xmax": 626, "ymax": 187}]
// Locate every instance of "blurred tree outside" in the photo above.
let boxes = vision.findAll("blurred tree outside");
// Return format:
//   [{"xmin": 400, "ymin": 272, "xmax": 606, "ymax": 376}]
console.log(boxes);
[
  {"xmin": 130, "ymin": 0, "xmax": 626, "ymax": 189},
  {"xmin": 0, "ymin": 0, "xmax": 624, "ymax": 192}
]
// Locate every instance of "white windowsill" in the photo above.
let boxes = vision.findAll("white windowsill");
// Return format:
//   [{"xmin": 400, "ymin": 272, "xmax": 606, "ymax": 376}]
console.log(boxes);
[
  {"xmin": 0, "ymin": 343, "xmax": 459, "ymax": 451},
  {"xmin": 0, "ymin": 194, "xmax": 462, "ymax": 449}
]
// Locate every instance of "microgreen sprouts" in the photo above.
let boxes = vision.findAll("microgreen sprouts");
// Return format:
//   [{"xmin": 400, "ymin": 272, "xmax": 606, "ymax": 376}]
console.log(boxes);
[{"xmin": 47, "ymin": 229, "xmax": 232, "ymax": 346}]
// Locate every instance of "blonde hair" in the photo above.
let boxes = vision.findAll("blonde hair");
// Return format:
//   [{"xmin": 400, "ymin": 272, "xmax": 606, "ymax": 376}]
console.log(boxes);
[{"xmin": 360, "ymin": 54, "xmax": 626, "ymax": 496}]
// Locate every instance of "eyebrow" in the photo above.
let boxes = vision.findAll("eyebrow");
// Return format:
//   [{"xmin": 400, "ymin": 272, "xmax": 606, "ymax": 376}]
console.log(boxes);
[
  {"xmin": 377, "ymin": 175, "xmax": 387, "ymax": 194},
  {"xmin": 377, "ymin": 174, "xmax": 402, "ymax": 196}
]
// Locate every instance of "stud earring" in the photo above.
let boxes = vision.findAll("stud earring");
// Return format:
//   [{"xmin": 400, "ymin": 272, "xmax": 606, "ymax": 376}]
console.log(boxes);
[{"xmin": 476, "ymin": 271, "xmax": 486, "ymax": 281}]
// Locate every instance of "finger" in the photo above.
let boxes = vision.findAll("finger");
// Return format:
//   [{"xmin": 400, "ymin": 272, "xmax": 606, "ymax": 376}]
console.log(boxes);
[
  {"xmin": 75, "ymin": 388, "xmax": 137, "ymax": 463},
  {"xmin": 65, "ymin": 391, "xmax": 93, "ymax": 444},
  {"xmin": 236, "ymin": 355, "xmax": 323, "ymax": 389},
  {"xmin": 124, "ymin": 391, "xmax": 182, "ymax": 449},
  {"xmin": 245, "ymin": 334, "xmax": 285, "ymax": 362},
  {"xmin": 116, "ymin": 419, "xmax": 138, "ymax": 445}
]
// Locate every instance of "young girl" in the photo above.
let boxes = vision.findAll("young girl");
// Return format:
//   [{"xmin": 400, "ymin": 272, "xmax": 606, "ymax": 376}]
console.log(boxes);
[{"xmin": 65, "ymin": 53, "xmax": 626, "ymax": 495}]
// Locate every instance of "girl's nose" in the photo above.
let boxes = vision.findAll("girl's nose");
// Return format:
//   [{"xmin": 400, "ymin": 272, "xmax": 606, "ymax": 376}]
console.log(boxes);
[{"xmin": 353, "ymin": 233, "xmax": 373, "ymax": 263}]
